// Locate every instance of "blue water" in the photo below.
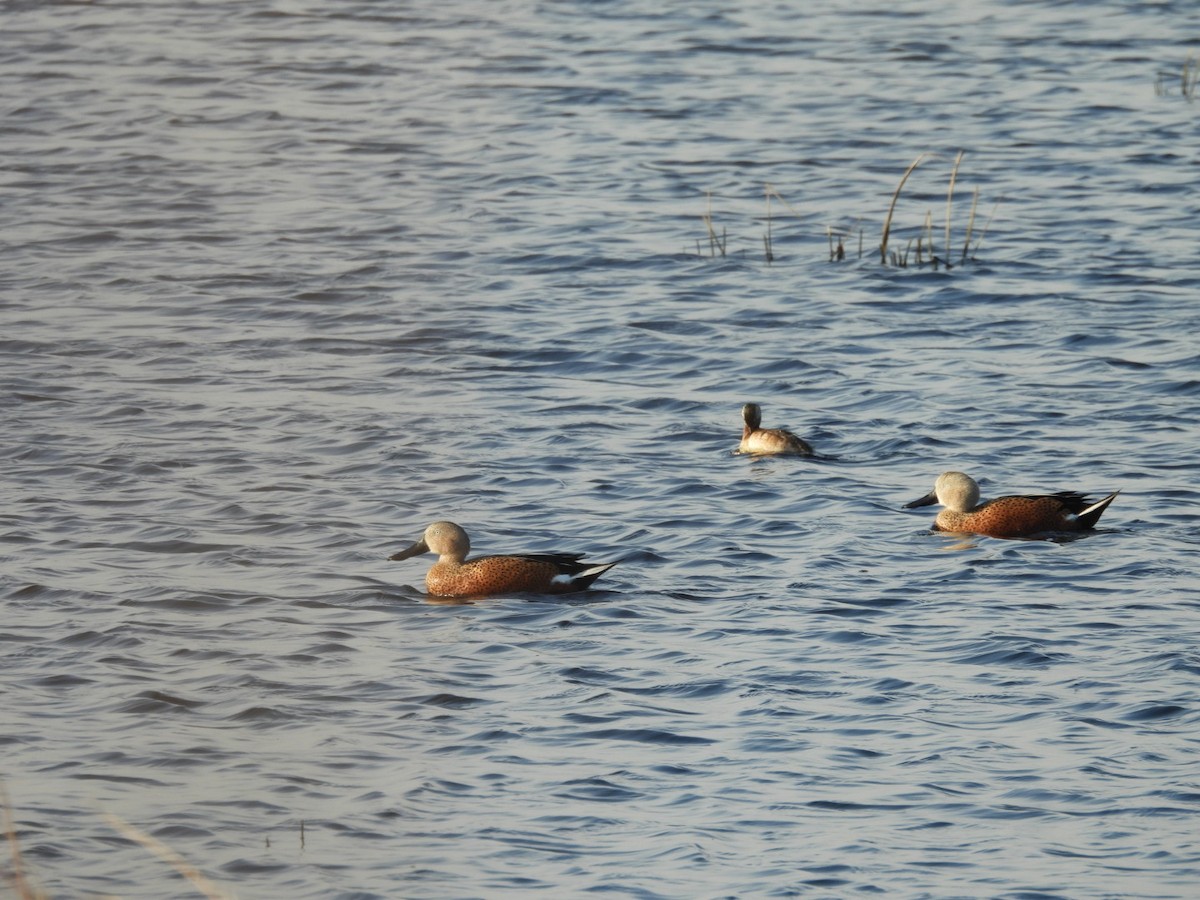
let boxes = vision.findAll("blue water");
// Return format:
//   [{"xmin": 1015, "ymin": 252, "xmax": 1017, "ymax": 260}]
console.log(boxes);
[{"xmin": 3, "ymin": 1, "xmax": 1200, "ymax": 897}]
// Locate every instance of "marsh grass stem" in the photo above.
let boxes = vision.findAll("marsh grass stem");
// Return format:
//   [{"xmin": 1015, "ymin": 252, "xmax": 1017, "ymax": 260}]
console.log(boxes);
[
  {"xmin": 702, "ymin": 191, "xmax": 727, "ymax": 257},
  {"xmin": 880, "ymin": 153, "xmax": 930, "ymax": 264},
  {"xmin": 945, "ymin": 150, "xmax": 964, "ymax": 263},
  {"xmin": 970, "ymin": 196, "xmax": 1002, "ymax": 260},
  {"xmin": 962, "ymin": 186, "xmax": 980, "ymax": 262},
  {"xmin": 2, "ymin": 786, "xmax": 45, "ymax": 900},
  {"xmin": 103, "ymin": 811, "xmax": 237, "ymax": 900}
]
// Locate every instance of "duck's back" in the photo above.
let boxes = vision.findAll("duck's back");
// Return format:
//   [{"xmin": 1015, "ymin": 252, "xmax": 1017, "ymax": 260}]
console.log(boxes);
[
  {"xmin": 428, "ymin": 552, "xmax": 606, "ymax": 597},
  {"xmin": 739, "ymin": 428, "xmax": 812, "ymax": 456},
  {"xmin": 936, "ymin": 493, "xmax": 1097, "ymax": 538}
]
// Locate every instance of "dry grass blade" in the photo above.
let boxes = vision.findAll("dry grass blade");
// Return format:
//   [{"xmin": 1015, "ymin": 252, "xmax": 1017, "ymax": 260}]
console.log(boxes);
[
  {"xmin": 945, "ymin": 150, "xmax": 964, "ymax": 262},
  {"xmin": 763, "ymin": 184, "xmax": 773, "ymax": 262},
  {"xmin": 702, "ymin": 191, "xmax": 726, "ymax": 257},
  {"xmin": 962, "ymin": 186, "xmax": 980, "ymax": 262},
  {"xmin": 102, "ymin": 811, "xmax": 237, "ymax": 900},
  {"xmin": 763, "ymin": 184, "xmax": 803, "ymax": 219},
  {"xmin": 880, "ymin": 152, "xmax": 930, "ymax": 264},
  {"xmin": 762, "ymin": 184, "xmax": 803, "ymax": 263},
  {"xmin": 828, "ymin": 218, "xmax": 864, "ymax": 261},
  {"xmin": 2, "ymin": 786, "xmax": 46, "ymax": 900},
  {"xmin": 970, "ymin": 196, "xmax": 1002, "ymax": 259}
]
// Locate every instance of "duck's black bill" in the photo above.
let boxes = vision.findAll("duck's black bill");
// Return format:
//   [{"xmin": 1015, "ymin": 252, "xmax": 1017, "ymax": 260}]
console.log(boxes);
[
  {"xmin": 388, "ymin": 538, "xmax": 429, "ymax": 561},
  {"xmin": 903, "ymin": 491, "xmax": 938, "ymax": 509}
]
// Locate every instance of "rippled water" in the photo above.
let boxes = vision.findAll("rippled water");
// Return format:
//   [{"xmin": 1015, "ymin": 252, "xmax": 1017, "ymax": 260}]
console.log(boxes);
[{"xmin": 4, "ymin": 1, "xmax": 1200, "ymax": 897}]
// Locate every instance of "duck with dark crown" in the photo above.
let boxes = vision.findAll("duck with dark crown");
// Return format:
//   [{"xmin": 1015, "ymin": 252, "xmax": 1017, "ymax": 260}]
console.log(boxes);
[{"xmin": 737, "ymin": 403, "xmax": 813, "ymax": 456}]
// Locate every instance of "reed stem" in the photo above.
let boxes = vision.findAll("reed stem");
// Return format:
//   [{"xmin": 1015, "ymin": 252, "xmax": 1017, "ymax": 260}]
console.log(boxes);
[
  {"xmin": 2, "ymin": 786, "xmax": 44, "ymax": 900},
  {"xmin": 923, "ymin": 209, "xmax": 935, "ymax": 266},
  {"xmin": 702, "ymin": 191, "xmax": 727, "ymax": 257},
  {"xmin": 962, "ymin": 186, "xmax": 980, "ymax": 262},
  {"xmin": 970, "ymin": 196, "xmax": 1002, "ymax": 259},
  {"xmin": 763, "ymin": 184, "xmax": 773, "ymax": 262},
  {"xmin": 945, "ymin": 150, "xmax": 964, "ymax": 262},
  {"xmin": 880, "ymin": 153, "xmax": 930, "ymax": 264},
  {"xmin": 103, "ymin": 811, "xmax": 237, "ymax": 900}
]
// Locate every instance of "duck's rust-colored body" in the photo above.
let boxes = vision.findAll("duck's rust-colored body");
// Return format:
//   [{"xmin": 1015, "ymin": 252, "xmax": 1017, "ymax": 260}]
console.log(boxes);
[
  {"xmin": 905, "ymin": 471, "xmax": 1118, "ymax": 539},
  {"xmin": 389, "ymin": 521, "xmax": 618, "ymax": 598}
]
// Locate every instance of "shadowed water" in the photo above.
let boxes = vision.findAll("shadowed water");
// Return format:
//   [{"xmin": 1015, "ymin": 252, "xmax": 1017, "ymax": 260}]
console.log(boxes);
[{"xmin": 3, "ymin": 1, "xmax": 1200, "ymax": 897}]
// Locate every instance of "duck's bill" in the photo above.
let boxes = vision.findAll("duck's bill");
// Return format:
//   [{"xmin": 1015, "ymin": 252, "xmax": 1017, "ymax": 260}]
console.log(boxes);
[
  {"xmin": 388, "ymin": 538, "xmax": 429, "ymax": 561},
  {"xmin": 903, "ymin": 490, "xmax": 938, "ymax": 509}
]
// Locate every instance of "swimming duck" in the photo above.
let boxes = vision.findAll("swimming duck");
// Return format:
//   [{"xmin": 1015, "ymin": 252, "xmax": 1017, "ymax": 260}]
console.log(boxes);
[
  {"xmin": 389, "ymin": 521, "xmax": 618, "ymax": 597},
  {"xmin": 904, "ymin": 471, "xmax": 1118, "ymax": 538},
  {"xmin": 738, "ymin": 403, "xmax": 813, "ymax": 456}
]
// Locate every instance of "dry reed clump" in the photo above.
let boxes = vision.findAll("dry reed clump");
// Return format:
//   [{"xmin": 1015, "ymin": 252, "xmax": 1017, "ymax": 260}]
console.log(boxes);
[
  {"xmin": 1155, "ymin": 55, "xmax": 1199, "ymax": 99},
  {"xmin": 876, "ymin": 151, "xmax": 999, "ymax": 269},
  {"xmin": 695, "ymin": 150, "xmax": 999, "ymax": 268}
]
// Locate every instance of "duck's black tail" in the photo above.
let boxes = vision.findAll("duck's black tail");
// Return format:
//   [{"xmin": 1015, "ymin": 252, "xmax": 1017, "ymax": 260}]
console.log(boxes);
[{"xmin": 1078, "ymin": 491, "xmax": 1119, "ymax": 529}]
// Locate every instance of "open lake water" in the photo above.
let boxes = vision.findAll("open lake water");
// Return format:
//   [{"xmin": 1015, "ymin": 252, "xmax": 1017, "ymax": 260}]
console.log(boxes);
[{"xmin": 3, "ymin": 1, "xmax": 1200, "ymax": 897}]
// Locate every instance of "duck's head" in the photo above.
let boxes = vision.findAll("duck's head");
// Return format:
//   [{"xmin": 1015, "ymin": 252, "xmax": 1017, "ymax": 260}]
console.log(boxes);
[
  {"xmin": 389, "ymin": 520, "xmax": 470, "ymax": 562},
  {"xmin": 905, "ymin": 471, "xmax": 980, "ymax": 513},
  {"xmin": 742, "ymin": 403, "xmax": 763, "ymax": 430}
]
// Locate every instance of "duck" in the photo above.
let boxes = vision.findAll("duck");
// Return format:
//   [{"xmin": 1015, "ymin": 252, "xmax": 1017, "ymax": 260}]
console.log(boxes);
[
  {"xmin": 904, "ymin": 471, "xmax": 1119, "ymax": 539},
  {"xmin": 389, "ymin": 521, "xmax": 618, "ymax": 598},
  {"xmin": 737, "ymin": 403, "xmax": 813, "ymax": 456}
]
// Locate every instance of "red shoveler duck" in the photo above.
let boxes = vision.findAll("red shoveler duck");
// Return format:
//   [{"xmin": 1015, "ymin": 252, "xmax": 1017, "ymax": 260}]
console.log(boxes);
[
  {"xmin": 904, "ymin": 471, "xmax": 1119, "ymax": 539},
  {"xmin": 388, "ymin": 521, "xmax": 619, "ymax": 598},
  {"xmin": 737, "ymin": 403, "xmax": 813, "ymax": 456}
]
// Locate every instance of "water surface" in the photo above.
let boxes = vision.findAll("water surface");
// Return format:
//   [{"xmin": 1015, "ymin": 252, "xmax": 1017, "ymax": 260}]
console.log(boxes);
[{"xmin": 3, "ymin": 1, "xmax": 1200, "ymax": 897}]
